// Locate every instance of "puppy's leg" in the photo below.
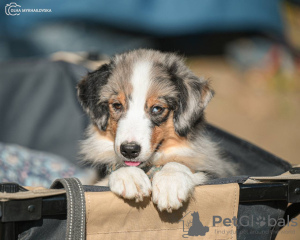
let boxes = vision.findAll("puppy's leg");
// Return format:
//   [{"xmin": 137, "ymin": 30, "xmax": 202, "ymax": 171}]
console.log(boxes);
[
  {"xmin": 152, "ymin": 162, "xmax": 207, "ymax": 212},
  {"xmin": 108, "ymin": 167, "xmax": 152, "ymax": 202}
]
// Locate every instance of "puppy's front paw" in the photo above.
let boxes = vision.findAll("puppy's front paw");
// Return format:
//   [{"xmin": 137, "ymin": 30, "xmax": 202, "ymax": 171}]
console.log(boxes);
[
  {"xmin": 108, "ymin": 167, "xmax": 151, "ymax": 202},
  {"xmin": 152, "ymin": 162, "xmax": 196, "ymax": 212}
]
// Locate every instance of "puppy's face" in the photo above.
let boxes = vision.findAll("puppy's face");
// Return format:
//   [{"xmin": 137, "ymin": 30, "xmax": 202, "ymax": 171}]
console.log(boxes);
[{"xmin": 77, "ymin": 50, "xmax": 213, "ymax": 167}]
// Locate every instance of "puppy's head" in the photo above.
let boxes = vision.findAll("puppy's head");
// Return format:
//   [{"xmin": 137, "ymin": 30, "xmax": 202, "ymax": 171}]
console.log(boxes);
[{"xmin": 77, "ymin": 49, "xmax": 213, "ymax": 167}]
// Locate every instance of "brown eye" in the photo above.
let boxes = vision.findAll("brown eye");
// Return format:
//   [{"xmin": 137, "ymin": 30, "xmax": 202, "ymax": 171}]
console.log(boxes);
[
  {"xmin": 151, "ymin": 106, "xmax": 164, "ymax": 115},
  {"xmin": 112, "ymin": 103, "xmax": 123, "ymax": 111}
]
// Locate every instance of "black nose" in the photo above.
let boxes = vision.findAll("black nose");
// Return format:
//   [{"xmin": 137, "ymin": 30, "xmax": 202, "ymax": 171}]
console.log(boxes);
[{"xmin": 120, "ymin": 142, "xmax": 141, "ymax": 159}]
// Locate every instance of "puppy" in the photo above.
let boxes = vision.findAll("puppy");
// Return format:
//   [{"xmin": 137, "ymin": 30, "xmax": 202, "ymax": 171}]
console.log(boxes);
[{"xmin": 77, "ymin": 49, "xmax": 235, "ymax": 212}]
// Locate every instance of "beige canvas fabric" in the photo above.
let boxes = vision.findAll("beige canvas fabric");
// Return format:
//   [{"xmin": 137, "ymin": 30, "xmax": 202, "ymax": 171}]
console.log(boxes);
[
  {"xmin": 245, "ymin": 165, "xmax": 300, "ymax": 184},
  {"xmin": 0, "ymin": 187, "xmax": 65, "ymax": 200},
  {"xmin": 85, "ymin": 183, "xmax": 239, "ymax": 240}
]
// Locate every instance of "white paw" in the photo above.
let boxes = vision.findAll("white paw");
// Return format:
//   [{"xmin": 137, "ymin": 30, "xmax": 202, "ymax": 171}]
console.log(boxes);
[
  {"xmin": 152, "ymin": 162, "xmax": 200, "ymax": 212},
  {"xmin": 108, "ymin": 167, "xmax": 152, "ymax": 202}
]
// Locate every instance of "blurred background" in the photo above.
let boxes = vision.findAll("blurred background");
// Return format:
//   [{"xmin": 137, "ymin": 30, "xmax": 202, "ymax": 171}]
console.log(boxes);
[{"xmin": 0, "ymin": 0, "xmax": 300, "ymax": 238}]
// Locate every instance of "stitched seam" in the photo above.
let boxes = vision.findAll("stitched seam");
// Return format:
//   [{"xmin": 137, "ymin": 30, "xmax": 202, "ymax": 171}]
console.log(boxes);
[
  {"xmin": 87, "ymin": 225, "xmax": 226, "ymax": 235},
  {"xmin": 86, "ymin": 192, "xmax": 90, "ymax": 224},
  {"xmin": 64, "ymin": 180, "xmax": 73, "ymax": 240},
  {"xmin": 87, "ymin": 227, "xmax": 184, "ymax": 235},
  {"xmin": 74, "ymin": 178, "xmax": 85, "ymax": 240},
  {"xmin": 231, "ymin": 184, "xmax": 237, "ymax": 240}
]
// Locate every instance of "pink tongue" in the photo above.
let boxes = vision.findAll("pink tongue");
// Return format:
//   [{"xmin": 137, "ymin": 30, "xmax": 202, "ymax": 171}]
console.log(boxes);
[{"xmin": 125, "ymin": 161, "xmax": 141, "ymax": 166}]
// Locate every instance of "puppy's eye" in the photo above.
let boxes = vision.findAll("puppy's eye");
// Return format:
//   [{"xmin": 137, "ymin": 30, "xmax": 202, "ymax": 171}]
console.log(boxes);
[
  {"xmin": 112, "ymin": 103, "xmax": 123, "ymax": 111},
  {"xmin": 151, "ymin": 106, "xmax": 164, "ymax": 115}
]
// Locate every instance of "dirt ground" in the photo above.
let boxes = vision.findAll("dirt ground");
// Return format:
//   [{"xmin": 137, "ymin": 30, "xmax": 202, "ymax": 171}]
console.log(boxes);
[{"xmin": 189, "ymin": 57, "xmax": 300, "ymax": 240}]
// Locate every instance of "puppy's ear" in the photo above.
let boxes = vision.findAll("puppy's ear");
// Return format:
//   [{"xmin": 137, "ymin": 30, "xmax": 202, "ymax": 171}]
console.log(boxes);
[
  {"xmin": 77, "ymin": 63, "xmax": 112, "ymax": 131},
  {"xmin": 173, "ymin": 74, "xmax": 214, "ymax": 137}
]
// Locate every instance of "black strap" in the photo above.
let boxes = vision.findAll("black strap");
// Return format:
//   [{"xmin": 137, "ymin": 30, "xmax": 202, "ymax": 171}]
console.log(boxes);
[
  {"xmin": 273, "ymin": 202, "xmax": 300, "ymax": 237},
  {"xmin": 289, "ymin": 167, "xmax": 300, "ymax": 174},
  {"xmin": 282, "ymin": 203, "xmax": 300, "ymax": 228},
  {"xmin": 50, "ymin": 178, "xmax": 86, "ymax": 240},
  {"xmin": 285, "ymin": 203, "xmax": 300, "ymax": 219},
  {"xmin": 0, "ymin": 182, "xmax": 28, "ymax": 193}
]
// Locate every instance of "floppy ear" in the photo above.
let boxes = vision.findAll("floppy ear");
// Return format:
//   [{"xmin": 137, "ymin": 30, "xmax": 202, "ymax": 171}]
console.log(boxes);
[
  {"xmin": 77, "ymin": 63, "xmax": 112, "ymax": 131},
  {"xmin": 173, "ymin": 76, "xmax": 214, "ymax": 137}
]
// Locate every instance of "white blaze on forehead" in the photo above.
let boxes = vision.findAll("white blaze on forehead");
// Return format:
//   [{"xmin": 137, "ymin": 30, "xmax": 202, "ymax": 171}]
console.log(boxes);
[
  {"xmin": 130, "ymin": 61, "xmax": 151, "ymax": 114},
  {"xmin": 115, "ymin": 61, "xmax": 153, "ymax": 161}
]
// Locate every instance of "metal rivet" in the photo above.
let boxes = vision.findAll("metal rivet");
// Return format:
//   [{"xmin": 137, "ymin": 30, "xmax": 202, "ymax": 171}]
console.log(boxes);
[
  {"xmin": 294, "ymin": 188, "xmax": 300, "ymax": 194},
  {"xmin": 28, "ymin": 205, "xmax": 35, "ymax": 213}
]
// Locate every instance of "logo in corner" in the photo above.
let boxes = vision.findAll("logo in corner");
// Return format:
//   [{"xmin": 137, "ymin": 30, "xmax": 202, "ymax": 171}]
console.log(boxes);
[
  {"xmin": 5, "ymin": 2, "xmax": 21, "ymax": 16},
  {"xmin": 181, "ymin": 211, "xmax": 209, "ymax": 238}
]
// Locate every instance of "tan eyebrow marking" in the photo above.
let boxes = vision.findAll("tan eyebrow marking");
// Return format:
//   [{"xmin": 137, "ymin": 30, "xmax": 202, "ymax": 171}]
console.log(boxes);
[{"xmin": 106, "ymin": 91, "xmax": 128, "ymax": 138}]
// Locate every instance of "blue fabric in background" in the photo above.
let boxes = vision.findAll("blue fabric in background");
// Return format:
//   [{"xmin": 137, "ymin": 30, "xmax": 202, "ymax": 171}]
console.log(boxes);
[
  {"xmin": 0, "ymin": 143, "xmax": 86, "ymax": 187},
  {"xmin": 1, "ymin": 0, "xmax": 284, "ymax": 37}
]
